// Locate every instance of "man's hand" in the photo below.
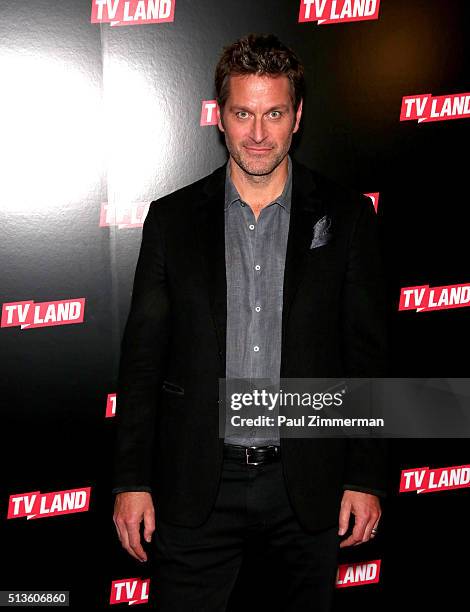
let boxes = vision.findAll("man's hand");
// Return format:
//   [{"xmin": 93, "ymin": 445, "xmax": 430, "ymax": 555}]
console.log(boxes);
[
  {"xmin": 113, "ymin": 492, "xmax": 155, "ymax": 562},
  {"xmin": 338, "ymin": 490, "xmax": 381, "ymax": 548}
]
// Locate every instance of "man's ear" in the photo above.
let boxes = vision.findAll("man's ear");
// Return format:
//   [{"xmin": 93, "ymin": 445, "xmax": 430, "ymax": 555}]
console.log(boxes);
[
  {"xmin": 293, "ymin": 98, "xmax": 303, "ymax": 134},
  {"xmin": 217, "ymin": 105, "xmax": 225, "ymax": 132}
]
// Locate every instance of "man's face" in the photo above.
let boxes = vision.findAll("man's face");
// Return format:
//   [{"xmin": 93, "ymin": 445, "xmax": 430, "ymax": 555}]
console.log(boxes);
[{"xmin": 217, "ymin": 73, "xmax": 303, "ymax": 176}]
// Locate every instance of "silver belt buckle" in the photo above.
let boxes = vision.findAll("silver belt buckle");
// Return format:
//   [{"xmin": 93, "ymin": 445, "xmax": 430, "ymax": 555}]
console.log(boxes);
[{"xmin": 245, "ymin": 446, "xmax": 261, "ymax": 465}]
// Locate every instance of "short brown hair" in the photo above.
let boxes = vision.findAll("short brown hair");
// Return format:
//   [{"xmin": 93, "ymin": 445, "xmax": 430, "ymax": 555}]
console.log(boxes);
[{"xmin": 215, "ymin": 33, "xmax": 305, "ymax": 116}]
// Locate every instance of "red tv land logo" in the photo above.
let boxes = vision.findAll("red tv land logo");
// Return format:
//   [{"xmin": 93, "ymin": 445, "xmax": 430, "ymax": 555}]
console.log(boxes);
[
  {"xmin": 106, "ymin": 393, "xmax": 117, "ymax": 418},
  {"xmin": 91, "ymin": 0, "xmax": 175, "ymax": 26},
  {"xmin": 110, "ymin": 578, "xmax": 150, "ymax": 605},
  {"xmin": 299, "ymin": 0, "xmax": 380, "ymax": 24},
  {"xmin": 100, "ymin": 202, "xmax": 150, "ymax": 229},
  {"xmin": 1, "ymin": 298, "xmax": 86, "ymax": 330},
  {"xmin": 336, "ymin": 560, "xmax": 381, "ymax": 588},
  {"xmin": 364, "ymin": 192, "xmax": 379, "ymax": 213},
  {"xmin": 400, "ymin": 465, "xmax": 470, "ymax": 494},
  {"xmin": 400, "ymin": 92, "xmax": 470, "ymax": 123},
  {"xmin": 201, "ymin": 100, "xmax": 219, "ymax": 126},
  {"xmin": 7, "ymin": 487, "xmax": 91, "ymax": 520},
  {"xmin": 398, "ymin": 283, "xmax": 470, "ymax": 312}
]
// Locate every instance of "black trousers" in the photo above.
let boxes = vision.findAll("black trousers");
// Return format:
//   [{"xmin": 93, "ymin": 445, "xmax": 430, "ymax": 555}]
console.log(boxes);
[{"xmin": 152, "ymin": 454, "xmax": 340, "ymax": 611}]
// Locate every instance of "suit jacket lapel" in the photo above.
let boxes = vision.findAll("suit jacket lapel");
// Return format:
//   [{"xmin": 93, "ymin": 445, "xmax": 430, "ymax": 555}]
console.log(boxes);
[
  {"xmin": 281, "ymin": 158, "xmax": 325, "ymax": 361},
  {"xmin": 193, "ymin": 157, "xmax": 325, "ymax": 377},
  {"xmin": 193, "ymin": 163, "xmax": 227, "ymax": 375}
]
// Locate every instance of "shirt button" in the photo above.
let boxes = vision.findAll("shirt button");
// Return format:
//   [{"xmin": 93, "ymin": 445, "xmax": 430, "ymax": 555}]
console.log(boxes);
[
  {"xmin": 255, "ymin": 264, "xmax": 261, "ymax": 271},
  {"xmin": 253, "ymin": 346, "xmax": 260, "ymax": 352},
  {"xmin": 249, "ymin": 224, "xmax": 255, "ymax": 230},
  {"xmin": 255, "ymin": 306, "xmax": 261, "ymax": 312}
]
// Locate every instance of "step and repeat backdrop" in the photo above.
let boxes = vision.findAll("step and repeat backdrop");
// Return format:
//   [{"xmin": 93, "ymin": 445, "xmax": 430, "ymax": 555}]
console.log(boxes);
[{"xmin": 1, "ymin": 0, "xmax": 469, "ymax": 609}]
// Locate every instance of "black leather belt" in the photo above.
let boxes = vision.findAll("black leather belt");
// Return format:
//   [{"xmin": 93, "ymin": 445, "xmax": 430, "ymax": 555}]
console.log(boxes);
[{"xmin": 223, "ymin": 444, "xmax": 281, "ymax": 465}]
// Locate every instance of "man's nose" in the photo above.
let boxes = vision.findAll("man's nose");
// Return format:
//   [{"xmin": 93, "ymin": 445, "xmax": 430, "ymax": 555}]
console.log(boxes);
[{"xmin": 250, "ymin": 116, "xmax": 268, "ymax": 143}]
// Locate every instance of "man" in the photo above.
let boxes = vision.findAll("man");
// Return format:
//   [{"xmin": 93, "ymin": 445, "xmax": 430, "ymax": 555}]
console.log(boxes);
[{"xmin": 112, "ymin": 33, "xmax": 388, "ymax": 611}]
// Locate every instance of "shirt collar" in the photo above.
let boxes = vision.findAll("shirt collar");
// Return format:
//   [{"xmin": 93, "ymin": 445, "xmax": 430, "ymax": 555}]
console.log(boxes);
[{"xmin": 224, "ymin": 154, "xmax": 292, "ymax": 213}]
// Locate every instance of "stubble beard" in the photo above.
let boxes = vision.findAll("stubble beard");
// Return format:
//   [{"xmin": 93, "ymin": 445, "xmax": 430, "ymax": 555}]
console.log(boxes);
[{"xmin": 227, "ymin": 141, "xmax": 290, "ymax": 178}]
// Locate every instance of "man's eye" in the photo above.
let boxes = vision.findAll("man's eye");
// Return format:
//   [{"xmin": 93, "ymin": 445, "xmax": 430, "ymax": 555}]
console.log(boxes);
[
  {"xmin": 270, "ymin": 111, "xmax": 282, "ymax": 118},
  {"xmin": 236, "ymin": 112, "xmax": 249, "ymax": 119}
]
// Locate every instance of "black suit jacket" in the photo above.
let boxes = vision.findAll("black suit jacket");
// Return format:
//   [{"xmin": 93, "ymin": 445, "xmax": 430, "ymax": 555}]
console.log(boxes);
[{"xmin": 112, "ymin": 156, "xmax": 389, "ymax": 532}]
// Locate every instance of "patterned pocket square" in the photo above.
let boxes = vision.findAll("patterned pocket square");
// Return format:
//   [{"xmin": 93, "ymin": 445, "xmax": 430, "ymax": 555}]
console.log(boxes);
[{"xmin": 310, "ymin": 214, "xmax": 332, "ymax": 249}]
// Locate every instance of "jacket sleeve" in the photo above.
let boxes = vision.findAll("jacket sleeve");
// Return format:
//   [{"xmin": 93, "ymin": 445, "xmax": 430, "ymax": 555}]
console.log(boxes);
[
  {"xmin": 112, "ymin": 486, "xmax": 153, "ymax": 496},
  {"xmin": 340, "ymin": 194, "xmax": 389, "ymax": 496},
  {"xmin": 111, "ymin": 201, "xmax": 171, "ymax": 494},
  {"xmin": 343, "ymin": 483, "xmax": 387, "ymax": 498}
]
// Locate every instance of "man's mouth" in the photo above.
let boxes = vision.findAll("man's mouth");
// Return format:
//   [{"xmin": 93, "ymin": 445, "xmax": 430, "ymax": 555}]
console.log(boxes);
[{"xmin": 245, "ymin": 146, "xmax": 272, "ymax": 154}]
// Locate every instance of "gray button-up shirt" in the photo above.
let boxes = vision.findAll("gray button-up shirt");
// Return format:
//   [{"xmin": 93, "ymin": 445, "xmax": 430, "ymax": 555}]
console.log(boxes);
[{"xmin": 224, "ymin": 155, "xmax": 292, "ymax": 447}]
